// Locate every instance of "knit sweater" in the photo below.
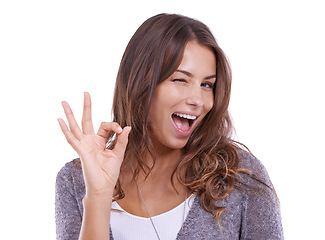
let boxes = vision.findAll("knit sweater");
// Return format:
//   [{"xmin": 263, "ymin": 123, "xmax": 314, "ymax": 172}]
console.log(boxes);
[{"xmin": 55, "ymin": 150, "xmax": 284, "ymax": 239}]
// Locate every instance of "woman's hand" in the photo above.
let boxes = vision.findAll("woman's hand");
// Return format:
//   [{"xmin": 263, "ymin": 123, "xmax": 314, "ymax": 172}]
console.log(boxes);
[{"xmin": 57, "ymin": 92, "xmax": 131, "ymax": 197}]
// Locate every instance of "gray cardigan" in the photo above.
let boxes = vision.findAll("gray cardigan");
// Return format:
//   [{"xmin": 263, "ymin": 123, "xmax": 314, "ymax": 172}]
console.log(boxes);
[{"xmin": 55, "ymin": 151, "xmax": 284, "ymax": 239}]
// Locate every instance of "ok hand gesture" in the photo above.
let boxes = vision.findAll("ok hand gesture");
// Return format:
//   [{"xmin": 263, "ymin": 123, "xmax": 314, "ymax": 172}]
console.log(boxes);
[{"xmin": 57, "ymin": 92, "xmax": 131, "ymax": 197}]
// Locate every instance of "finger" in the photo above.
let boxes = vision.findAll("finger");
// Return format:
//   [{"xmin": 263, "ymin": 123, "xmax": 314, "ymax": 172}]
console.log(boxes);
[
  {"xmin": 97, "ymin": 122, "xmax": 123, "ymax": 139},
  {"xmin": 61, "ymin": 101, "xmax": 83, "ymax": 140},
  {"xmin": 82, "ymin": 92, "xmax": 95, "ymax": 134},
  {"xmin": 112, "ymin": 126, "xmax": 131, "ymax": 161},
  {"xmin": 57, "ymin": 118, "xmax": 81, "ymax": 151}
]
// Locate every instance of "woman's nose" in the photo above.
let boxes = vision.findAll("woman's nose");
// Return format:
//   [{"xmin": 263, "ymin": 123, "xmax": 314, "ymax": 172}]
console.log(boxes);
[{"xmin": 185, "ymin": 85, "xmax": 204, "ymax": 107}]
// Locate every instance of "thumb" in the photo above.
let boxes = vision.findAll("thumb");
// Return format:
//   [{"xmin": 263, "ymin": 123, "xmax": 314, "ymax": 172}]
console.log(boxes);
[{"xmin": 112, "ymin": 126, "xmax": 131, "ymax": 161}]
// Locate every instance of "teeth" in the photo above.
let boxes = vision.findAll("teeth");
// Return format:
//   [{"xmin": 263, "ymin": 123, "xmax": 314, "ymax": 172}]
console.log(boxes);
[{"xmin": 175, "ymin": 113, "xmax": 197, "ymax": 120}]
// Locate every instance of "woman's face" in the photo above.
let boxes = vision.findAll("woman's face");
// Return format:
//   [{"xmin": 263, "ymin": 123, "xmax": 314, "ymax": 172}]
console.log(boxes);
[{"xmin": 149, "ymin": 41, "xmax": 216, "ymax": 150}]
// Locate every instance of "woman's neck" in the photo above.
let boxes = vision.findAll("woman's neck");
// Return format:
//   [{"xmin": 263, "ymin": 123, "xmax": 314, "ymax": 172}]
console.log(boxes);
[
  {"xmin": 118, "ymin": 148, "xmax": 188, "ymax": 217},
  {"xmin": 150, "ymin": 146, "xmax": 182, "ymax": 169},
  {"xmin": 120, "ymin": 146, "xmax": 184, "ymax": 191}
]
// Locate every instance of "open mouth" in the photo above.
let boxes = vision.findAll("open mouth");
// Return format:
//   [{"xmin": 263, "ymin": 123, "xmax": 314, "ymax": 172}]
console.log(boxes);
[{"xmin": 171, "ymin": 113, "xmax": 197, "ymax": 132}]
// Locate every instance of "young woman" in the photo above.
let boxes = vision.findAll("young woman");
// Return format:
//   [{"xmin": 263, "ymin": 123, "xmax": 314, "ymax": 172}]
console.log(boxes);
[{"xmin": 56, "ymin": 14, "xmax": 283, "ymax": 240}]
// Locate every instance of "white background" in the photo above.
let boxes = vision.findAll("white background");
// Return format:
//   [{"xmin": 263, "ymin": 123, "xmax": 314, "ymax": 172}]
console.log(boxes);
[{"xmin": 1, "ymin": 0, "xmax": 324, "ymax": 239}]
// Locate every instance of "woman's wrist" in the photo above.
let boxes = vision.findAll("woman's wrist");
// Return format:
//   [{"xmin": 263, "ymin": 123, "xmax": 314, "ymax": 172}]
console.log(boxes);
[
  {"xmin": 83, "ymin": 190, "xmax": 114, "ymax": 207},
  {"xmin": 79, "ymin": 192, "xmax": 113, "ymax": 240}
]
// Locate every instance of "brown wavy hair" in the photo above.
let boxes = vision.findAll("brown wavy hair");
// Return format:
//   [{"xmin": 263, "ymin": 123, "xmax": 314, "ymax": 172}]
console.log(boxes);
[{"xmin": 106, "ymin": 13, "xmax": 269, "ymax": 224}]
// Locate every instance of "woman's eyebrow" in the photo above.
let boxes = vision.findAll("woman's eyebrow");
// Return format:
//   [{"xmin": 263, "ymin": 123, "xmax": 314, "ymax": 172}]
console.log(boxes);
[
  {"xmin": 205, "ymin": 74, "xmax": 217, "ymax": 80},
  {"xmin": 176, "ymin": 69, "xmax": 193, "ymax": 77},
  {"xmin": 176, "ymin": 69, "xmax": 216, "ymax": 80}
]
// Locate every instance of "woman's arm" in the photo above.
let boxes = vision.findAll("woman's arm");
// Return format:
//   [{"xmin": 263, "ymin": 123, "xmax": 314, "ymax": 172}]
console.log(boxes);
[
  {"xmin": 57, "ymin": 92, "xmax": 131, "ymax": 240},
  {"xmin": 79, "ymin": 193, "xmax": 113, "ymax": 239},
  {"xmin": 239, "ymin": 152, "xmax": 284, "ymax": 239},
  {"xmin": 55, "ymin": 164, "xmax": 83, "ymax": 240}
]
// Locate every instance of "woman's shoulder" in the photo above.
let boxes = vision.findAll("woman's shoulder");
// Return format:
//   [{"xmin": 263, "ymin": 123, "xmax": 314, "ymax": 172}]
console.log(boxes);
[
  {"xmin": 236, "ymin": 149, "xmax": 273, "ymax": 187},
  {"xmin": 237, "ymin": 149, "xmax": 265, "ymax": 170},
  {"xmin": 234, "ymin": 149, "xmax": 284, "ymax": 239},
  {"xmin": 56, "ymin": 158, "xmax": 85, "ymax": 192},
  {"xmin": 57, "ymin": 158, "xmax": 82, "ymax": 177}
]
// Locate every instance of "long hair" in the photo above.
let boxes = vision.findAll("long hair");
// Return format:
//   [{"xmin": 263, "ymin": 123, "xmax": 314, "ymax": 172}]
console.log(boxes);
[{"xmin": 107, "ymin": 13, "xmax": 269, "ymax": 224}]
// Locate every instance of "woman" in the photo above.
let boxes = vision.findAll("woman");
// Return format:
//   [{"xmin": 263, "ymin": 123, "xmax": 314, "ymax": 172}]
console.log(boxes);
[{"xmin": 56, "ymin": 13, "xmax": 283, "ymax": 239}]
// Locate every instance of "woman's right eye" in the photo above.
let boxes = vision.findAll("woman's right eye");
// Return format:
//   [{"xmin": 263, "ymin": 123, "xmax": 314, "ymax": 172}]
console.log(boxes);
[{"xmin": 171, "ymin": 78, "xmax": 186, "ymax": 83}]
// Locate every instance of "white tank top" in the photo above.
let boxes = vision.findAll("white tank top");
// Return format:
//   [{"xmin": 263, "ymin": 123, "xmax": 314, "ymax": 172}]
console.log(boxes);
[{"xmin": 110, "ymin": 194, "xmax": 195, "ymax": 240}]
